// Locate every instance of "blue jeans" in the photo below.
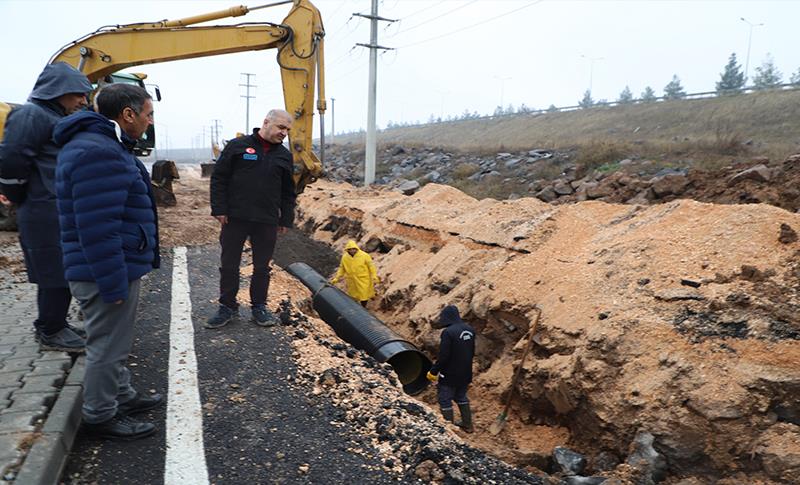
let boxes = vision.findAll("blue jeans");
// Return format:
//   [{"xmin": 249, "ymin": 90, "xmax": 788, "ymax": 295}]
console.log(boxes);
[{"xmin": 437, "ymin": 382, "xmax": 469, "ymax": 410}]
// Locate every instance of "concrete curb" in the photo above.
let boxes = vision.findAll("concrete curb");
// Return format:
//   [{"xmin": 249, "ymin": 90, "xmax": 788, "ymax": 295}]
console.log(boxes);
[{"xmin": 13, "ymin": 357, "xmax": 84, "ymax": 485}]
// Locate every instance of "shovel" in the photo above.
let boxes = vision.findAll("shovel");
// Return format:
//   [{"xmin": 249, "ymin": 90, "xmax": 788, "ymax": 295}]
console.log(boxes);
[{"xmin": 489, "ymin": 308, "xmax": 541, "ymax": 436}]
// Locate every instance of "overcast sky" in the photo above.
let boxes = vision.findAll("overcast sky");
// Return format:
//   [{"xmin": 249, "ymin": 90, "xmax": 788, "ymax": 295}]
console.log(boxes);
[{"xmin": 2, "ymin": 0, "xmax": 799, "ymax": 152}]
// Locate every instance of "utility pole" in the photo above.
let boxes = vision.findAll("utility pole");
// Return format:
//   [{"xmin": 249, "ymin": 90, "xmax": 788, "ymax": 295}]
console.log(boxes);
[
  {"xmin": 212, "ymin": 120, "xmax": 222, "ymax": 147},
  {"xmin": 330, "ymin": 97, "xmax": 335, "ymax": 145},
  {"xmin": 740, "ymin": 17, "xmax": 764, "ymax": 84},
  {"xmin": 581, "ymin": 54, "xmax": 604, "ymax": 93},
  {"xmin": 240, "ymin": 73, "xmax": 256, "ymax": 133},
  {"xmin": 354, "ymin": 1, "xmax": 395, "ymax": 185}
]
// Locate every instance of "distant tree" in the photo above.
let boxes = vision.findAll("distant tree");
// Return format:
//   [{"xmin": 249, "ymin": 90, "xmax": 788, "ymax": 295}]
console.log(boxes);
[
  {"xmin": 791, "ymin": 68, "xmax": 800, "ymax": 85},
  {"xmin": 663, "ymin": 75, "xmax": 686, "ymax": 99},
  {"xmin": 547, "ymin": 104, "xmax": 558, "ymax": 112},
  {"xmin": 427, "ymin": 114, "xmax": 436, "ymax": 123},
  {"xmin": 752, "ymin": 53, "xmax": 783, "ymax": 89},
  {"xmin": 505, "ymin": 104, "xmax": 515, "ymax": 114},
  {"xmin": 617, "ymin": 86, "xmax": 633, "ymax": 104},
  {"xmin": 716, "ymin": 53, "xmax": 746, "ymax": 94},
  {"xmin": 517, "ymin": 103, "xmax": 532, "ymax": 114},
  {"xmin": 579, "ymin": 89, "xmax": 594, "ymax": 108},
  {"xmin": 640, "ymin": 86, "xmax": 656, "ymax": 102},
  {"xmin": 493, "ymin": 105, "xmax": 504, "ymax": 116}
]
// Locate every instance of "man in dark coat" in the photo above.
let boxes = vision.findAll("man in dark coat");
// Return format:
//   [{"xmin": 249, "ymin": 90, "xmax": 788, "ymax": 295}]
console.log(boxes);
[
  {"xmin": 207, "ymin": 109, "xmax": 296, "ymax": 328},
  {"xmin": 0, "ymin": 62, "xmax": 92, "ymax": 352},
  {"xmin": 427, "ymin": 305, "xmax": 476, "ymax": 432},
  {"xmin": 54, "ymin": 83, "xmax": 162, "ymax": 441}
]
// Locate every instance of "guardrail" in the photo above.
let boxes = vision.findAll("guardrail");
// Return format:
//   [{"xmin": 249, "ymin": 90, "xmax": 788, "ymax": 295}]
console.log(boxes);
[{"xmin": 334, "ymin": 82, "xmax": 800, "ymax": 136}]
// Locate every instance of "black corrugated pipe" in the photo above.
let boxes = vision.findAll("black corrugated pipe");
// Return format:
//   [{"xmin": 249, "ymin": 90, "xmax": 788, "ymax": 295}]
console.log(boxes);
[{"xmin": 286, "ymin": 262, "xmax": 432, "ymax": 395}]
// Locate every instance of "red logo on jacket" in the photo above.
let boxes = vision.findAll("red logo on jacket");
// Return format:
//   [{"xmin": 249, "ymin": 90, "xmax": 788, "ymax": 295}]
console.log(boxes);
[{"xmin": 245, "ymin": 147, "xmax": 256, "ymax": 154}]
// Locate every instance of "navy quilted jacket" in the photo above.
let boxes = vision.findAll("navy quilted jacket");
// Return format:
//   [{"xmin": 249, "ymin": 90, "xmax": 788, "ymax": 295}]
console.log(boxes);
[{"xmin": 53, "ymin": 111, "xmax": 159, "ymax": 303}]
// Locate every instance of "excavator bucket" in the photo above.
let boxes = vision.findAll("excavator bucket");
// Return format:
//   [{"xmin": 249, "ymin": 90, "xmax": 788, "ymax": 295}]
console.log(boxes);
[{"xmin": 150, "ymin": 159, "xmax": 179, "ymax": 207}]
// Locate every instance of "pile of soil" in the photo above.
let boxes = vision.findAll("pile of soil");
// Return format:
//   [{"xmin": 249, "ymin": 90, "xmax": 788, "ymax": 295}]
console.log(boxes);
[{"xmin": 295, "ymin": 178, "xmax": 800, "ymax": 484}]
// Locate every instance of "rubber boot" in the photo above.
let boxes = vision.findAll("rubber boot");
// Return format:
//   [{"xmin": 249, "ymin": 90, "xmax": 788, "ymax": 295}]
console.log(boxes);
[
  {"xmin": 441, "ymin": 407, "xmax": 454, "ymax": 423},
  {"xmin": 456, "ymin": 403, "xmax": 474, "ymax": 433}
]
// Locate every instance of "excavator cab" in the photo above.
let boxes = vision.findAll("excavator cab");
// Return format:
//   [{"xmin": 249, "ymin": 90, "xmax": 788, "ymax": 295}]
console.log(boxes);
[{"xmin": 96, "ymin": 72, "xmax": 159, "ymax": 157}]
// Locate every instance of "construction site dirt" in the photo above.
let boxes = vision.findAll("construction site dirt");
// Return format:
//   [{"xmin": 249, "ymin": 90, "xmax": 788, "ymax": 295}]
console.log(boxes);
[{"xmin": 2, "ymin": 163, "xmax": 799, "ymax": 484}]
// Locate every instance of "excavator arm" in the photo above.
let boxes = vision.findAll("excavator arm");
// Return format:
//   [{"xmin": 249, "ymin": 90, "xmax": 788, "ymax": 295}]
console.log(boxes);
[{"xmin": 50, "ymin": 0, "xmax": 325, "ymax": 192}]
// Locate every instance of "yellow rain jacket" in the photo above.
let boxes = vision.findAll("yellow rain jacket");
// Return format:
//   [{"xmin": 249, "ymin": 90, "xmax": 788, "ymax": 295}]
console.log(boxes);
[{"xmin": 331, "ymin": 240, "xmax": 379, "ymax": 301}]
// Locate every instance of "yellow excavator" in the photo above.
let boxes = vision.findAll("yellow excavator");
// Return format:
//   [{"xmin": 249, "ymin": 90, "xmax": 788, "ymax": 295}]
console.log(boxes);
[
  {"xmin": 0, "ymin": 0, "xmax": 325, "ymax": 230},
  {"xmin": 1, "ymin": 0, "xmax": 325, "ymax": 191}
]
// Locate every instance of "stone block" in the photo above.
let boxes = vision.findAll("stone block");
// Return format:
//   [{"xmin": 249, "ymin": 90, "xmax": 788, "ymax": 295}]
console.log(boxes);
[
  {"xmin": 15, "ymin": 375, "xmax": 62, "ymax": 395},
  {"xmin": 0, "ymin": 335, "xmax": 26, "ymax": 347},
  {"xmin": 29, "ymin": 360, "xmax": 69, "ymax": 379},
  {"xmin": 4, "ymin": 393, "xmax": 51, "ymax": 413},
  {"xmin": 0, "ymin": 358, "xmax": 34, "ymax": 374},
  {"xmin": 0, "ymin": 372, "xmax": 24, "ymax": 390},
  {"xmin": 0, "ymin": 432, "xmax": 26, "ymax": 477},
  {"xmin": 14, "ymin": 431, "xmax": 68, "ymax": 485},
  {"xmin": 0, "ymin": 411, "xmax": 39, "ymax": 433}
]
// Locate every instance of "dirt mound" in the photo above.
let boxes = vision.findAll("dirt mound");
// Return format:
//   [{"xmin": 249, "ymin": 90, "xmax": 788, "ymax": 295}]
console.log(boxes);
[{"xmin": 295, "ymin": 179, "xmax": 800, "ymax": 483}]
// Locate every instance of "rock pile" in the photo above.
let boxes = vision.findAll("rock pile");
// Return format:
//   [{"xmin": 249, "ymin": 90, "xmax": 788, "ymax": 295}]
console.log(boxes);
[{"xmin": 323, "ymin": 143, "xmax": 800, "ymax": 213}]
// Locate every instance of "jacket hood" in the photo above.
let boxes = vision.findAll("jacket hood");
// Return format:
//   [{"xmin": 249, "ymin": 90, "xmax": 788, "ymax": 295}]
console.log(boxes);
[
  {"xmin": 439, "ymin": 305, "xmax": 462, "ymax": 327},
  {"xmin": 30, "ymin": 62, "xmax": 92, "ymax": 102},
  {"xmin": 53, "ymin": 111, "xmax": 116, "ymax": 147},
  {"xmin": 345, "ymin": 240, "xmax": 359, "ymax": 250}
]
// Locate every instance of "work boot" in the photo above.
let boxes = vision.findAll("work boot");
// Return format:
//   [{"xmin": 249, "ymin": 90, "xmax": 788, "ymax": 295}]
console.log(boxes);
[
  {"xmin": 39, "ymin": 327, "xmax": 86, "ymax": 353},
  {"xmin": 457, "ymin": 403, "xmax": 474, "ymax": 433},
  {"xmin": 118, "ymin": 392, "xmax": 164, "ymax": 416},
  {"xmin": 251, "ymin": 304, "xmax": 278, "ymax": 327},
  {"xmin": 83, "ymin": 413, "xmax": 156, "ymax": 441},
  {"xmin": 441, "ymin": 407, "xmax": 454, "ymax": 423},
  {"xmin": 205, "ymin": 305, "xmax": 237, "ymax": 329},
  {"xmin": 66, "ymin": 323, "xmax": 87, "ymax": 339}
]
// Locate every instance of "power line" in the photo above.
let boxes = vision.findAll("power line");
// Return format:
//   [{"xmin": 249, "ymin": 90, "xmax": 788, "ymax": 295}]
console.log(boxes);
[
  {"xmin": 391, "ymin": 0, "xmax": 446, "ymax": 23},
  {"xmin": 388, "ymin": 0, "xmax": 480, "ymax": 37},
  {"xmin": 395, "ymin": 0, "xmax": 544, "ymax": 49}
]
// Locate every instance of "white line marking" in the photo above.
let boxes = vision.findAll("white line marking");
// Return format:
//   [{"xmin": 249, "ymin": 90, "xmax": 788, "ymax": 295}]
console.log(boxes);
[{"xmin": 165, "ymin": 246, "xmax": 209, "ymax": 485}]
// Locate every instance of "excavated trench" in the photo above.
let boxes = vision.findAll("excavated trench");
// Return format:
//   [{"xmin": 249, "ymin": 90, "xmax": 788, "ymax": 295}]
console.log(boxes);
[
  {"xmin": 277, "ymin": 179, "xmax": 800, "ymax": 485},
  {"xmin": 274, "ymin": 216, "xmax": 654, "ymax": 481}
]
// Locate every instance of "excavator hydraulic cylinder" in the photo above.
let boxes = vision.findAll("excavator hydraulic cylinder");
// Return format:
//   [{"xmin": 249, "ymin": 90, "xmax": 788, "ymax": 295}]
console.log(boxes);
[{"xmin": 286, "ymin": 262, "xmax": 431, "ymax": 395}]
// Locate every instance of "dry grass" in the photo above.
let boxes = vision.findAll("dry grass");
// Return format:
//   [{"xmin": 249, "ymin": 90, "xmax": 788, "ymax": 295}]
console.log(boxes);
[{"xmin": 336, "ymin": 89, "xmax": 800, "ymax": 163}]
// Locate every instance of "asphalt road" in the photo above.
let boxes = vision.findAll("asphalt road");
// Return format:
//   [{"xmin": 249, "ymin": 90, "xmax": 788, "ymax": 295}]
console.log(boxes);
[{"xmin": 61, "ymin": 245, "xmax": 398, "ymax": 485}]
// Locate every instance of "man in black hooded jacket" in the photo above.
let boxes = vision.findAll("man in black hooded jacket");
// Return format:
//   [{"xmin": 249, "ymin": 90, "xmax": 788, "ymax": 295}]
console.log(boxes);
[
  {"xmin": 0, "ymin": 62, "xmax": 92, "ymax": 352},
  {"xmin": 427, "ymin": 305, "xmax": 476, "ymax": 432}
]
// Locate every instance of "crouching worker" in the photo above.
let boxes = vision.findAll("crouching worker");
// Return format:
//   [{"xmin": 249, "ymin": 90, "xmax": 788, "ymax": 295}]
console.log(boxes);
[
  {"xmin": 426, "ymin": 305, "xmax": 475, "ymax": 433},
  {"xmin": 330, "ymin": 240, "xmax": 379, "ymax": 307}
]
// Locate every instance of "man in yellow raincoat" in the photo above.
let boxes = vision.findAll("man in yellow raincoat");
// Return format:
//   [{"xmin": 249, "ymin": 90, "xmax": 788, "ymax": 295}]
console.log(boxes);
[{"xmin": 330, "ymin": 240, "xmax": 379, "ymax": 307}]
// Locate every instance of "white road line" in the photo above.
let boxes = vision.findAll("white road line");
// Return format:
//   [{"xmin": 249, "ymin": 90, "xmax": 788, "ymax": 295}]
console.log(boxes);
[{"xmin": 165, "ymin": 246, "xmax": 209, "ymax": 485}]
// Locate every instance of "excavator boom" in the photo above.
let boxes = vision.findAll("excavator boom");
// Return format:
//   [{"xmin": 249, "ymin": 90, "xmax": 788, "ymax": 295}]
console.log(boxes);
[{"xmin": 50, "ymin": 0, "xmax": 325, "ymax": 191}]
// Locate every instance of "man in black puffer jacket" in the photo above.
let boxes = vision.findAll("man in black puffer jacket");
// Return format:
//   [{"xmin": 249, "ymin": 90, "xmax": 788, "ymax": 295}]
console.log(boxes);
[
  {"xmin": 427, "ymin": 305, "xmax": 476, "ymax": 432},
  {"xmin": 0, "ymin": 62, "xmax": 92, "ymax": 352},
  {"xmin": 208, "ymin": 109, "xmax": 296, "ymax": 329}
]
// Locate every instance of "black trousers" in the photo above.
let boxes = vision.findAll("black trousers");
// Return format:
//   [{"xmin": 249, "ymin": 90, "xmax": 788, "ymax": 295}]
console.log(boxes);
[
  {"xmin": 219, "ymin": 218, "xmax": 278, "ymax": 310},
  {"xmin": 34, "ymin": 286, "xmax": 72, "ymax": 335}
]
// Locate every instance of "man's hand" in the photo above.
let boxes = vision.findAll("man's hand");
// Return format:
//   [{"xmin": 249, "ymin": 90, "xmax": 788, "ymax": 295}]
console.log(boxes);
[
  {"xmin": 114, "ymin": 300, "xmax": 124, "ymax": 305},
  {"xmin": 0, "ymin": 194, "xmax": 10, "ymax": 206},
  {"xmin": 214, "ymin": 215, "xmax": 228, "ymax": 225},
  {"xmin": 277, "ymin": 226, "xmax": 289, "ymax": 235},
  {"xmin": 426, "ymin": 371, "xmax": 439, "ymax": 383}
]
